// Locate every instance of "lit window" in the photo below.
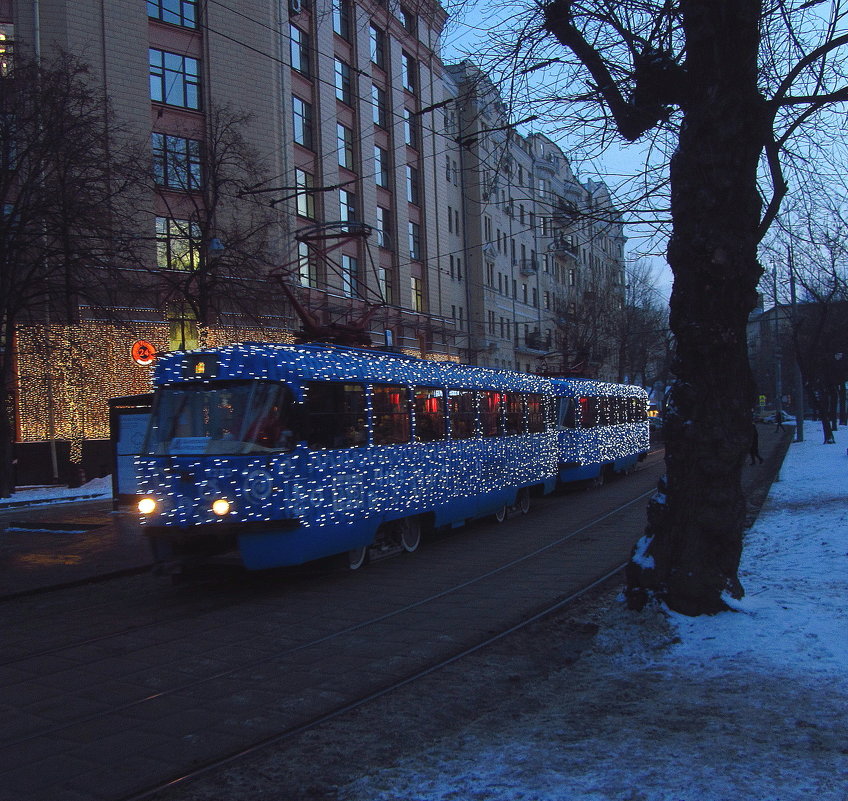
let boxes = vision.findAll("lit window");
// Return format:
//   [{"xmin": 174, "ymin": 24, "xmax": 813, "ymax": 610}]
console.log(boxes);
[
  {"xmin": 155, "ymin": 217, "xmax": 201, "ymax": 271},
  {"xmin": 411, "ymin": 275, "xmax": 425, "ymax": 312}
]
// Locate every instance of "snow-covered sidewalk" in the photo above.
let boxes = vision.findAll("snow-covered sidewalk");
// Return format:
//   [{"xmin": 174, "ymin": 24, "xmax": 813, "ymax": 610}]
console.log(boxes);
[
  {"xmin": 340, "ymin": 430, "xmax": 848, "ymax": 801},
  {"xmin": 0, "ymin": 476, "xmax": 112, "ymax": 508}
]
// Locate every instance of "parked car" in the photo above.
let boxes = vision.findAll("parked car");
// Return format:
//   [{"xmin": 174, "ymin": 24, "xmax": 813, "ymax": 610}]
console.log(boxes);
[{"xmin": 760, "ymin": 411, "xmax": 795, "ymax": 425}]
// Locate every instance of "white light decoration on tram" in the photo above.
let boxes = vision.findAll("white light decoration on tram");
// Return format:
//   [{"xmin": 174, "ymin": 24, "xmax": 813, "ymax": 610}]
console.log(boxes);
[
  {"xmin": 138, "ymin": 497, "xmax": 157, "ymax": 515},
  {"xmin": 212, "ymin": 498, "xmax": 231, "ymax": 516}
]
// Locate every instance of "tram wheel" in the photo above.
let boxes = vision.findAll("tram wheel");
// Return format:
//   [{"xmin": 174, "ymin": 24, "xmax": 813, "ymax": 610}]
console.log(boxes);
[
  {"xmin": 515, "ymin": 487, "xmax": 531, "ymax": 515},
  {"xmin": 399, "ymin": 517, "xmax": 422, "ymax": 553},
  {"xmin": 347, "ymin": 546, "xmax": 369, "ymax": 570}
]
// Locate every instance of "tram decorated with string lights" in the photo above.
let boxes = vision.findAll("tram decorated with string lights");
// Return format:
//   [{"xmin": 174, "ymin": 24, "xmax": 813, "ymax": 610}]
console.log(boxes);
[{"xmin": 134, "ymin": 343, "xmax": 649, "ymax": 574}]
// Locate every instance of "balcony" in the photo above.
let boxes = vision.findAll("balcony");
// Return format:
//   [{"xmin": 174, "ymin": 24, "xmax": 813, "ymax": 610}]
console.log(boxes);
[
  {"xmin": 519, "ymin": 259, "xmax": 537, "ymax": 276},
  {"xmin": 547, "ymin": 236, "xmax": 578, "ymax": 257}
]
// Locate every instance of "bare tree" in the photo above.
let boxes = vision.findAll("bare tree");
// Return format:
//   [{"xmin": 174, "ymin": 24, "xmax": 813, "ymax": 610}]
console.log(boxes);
[
  {"xmin": 0, "ymin": 52, "xmax": 141, "ymax": 497},
  {"xmin": 149, "ymin": 105, "xmax": 284, "ymax": 348},
  {"xmin": 614, "ymin": 259, "xmax": 670, "ymax": 387},
  {"xmin": 488, "ymin": 0, "xmax": 848, "ymax": 613}
]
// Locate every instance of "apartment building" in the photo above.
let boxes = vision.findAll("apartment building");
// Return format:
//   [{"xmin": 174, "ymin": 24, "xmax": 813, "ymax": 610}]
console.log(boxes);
[
  {"xmin": 445, "ymin": 62, "xmax": 626, "ymax": 379},
  {"xmin": 2, "ymin": 2, "xmax": 627, "ymax": 483},
  {"xmin": 4, "ymin": 0, "xmax": 462, "ymax": 473}
]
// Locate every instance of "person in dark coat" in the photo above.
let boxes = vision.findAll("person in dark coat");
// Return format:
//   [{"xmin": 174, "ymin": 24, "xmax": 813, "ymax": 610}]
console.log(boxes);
[{"xmin": 750, "ymin": 422, "xmax": 764, "ymax": 465}]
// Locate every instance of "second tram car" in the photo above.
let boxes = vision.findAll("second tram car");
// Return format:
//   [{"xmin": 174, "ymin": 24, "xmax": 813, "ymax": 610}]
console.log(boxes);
[{"xmin": 134, "ymin": 343, "xmax": 649, "ymax": 574}]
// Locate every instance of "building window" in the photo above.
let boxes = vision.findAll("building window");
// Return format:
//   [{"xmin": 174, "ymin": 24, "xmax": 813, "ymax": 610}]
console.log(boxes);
[
  {"xmin": 149, "ymin": 49, "xmax": 200, "ymax": 109},
  {"xmin": 295, "ymin": 168, "xmax": 315, "ymax": 218},
  {"xmin": 374, "ymin": 146, "xmax": 390, "ymax": 188},
  {"xmin": 398, "ymin": 5, "xmax": 416, "ymax": 35},
  {"xmin": 403, "ymin": 108, "xmax": 418, "ymax": 148},
  {"xmin": 155, "ymin": 217, "xmax": 200, "ymax": 270},
  {"xmin": 147, "ymin": 0, "xmax": 197, "ymax": 28},
  {"xmin": 334, "ymin": 58, "xmax": 353, "ymax": 105},
  {"xmin": 376, "ymin": 206, "xmax": 392, "ymax": 249},
  {"xmin": 339, "ymin": 188, "xmax": 357, "ymax": 228},
  {"xmin": 378, "ymin": 267, "xmax": 393, "ymax": 304},
  {"xmin": 292, "ymin": 96, "xmax": 313, "ymax": 149},
  {"xmin": 290, "ymin": 24, "xmax": 310, "ymax": 75},
  {"xmin": 406, "ymin": 165, "xmax": 419, "ymax": 204},
  {"xmin": 332, "ymin": 0, "xmax": 351, "ymax": 40},
  {"xmin": 369, "ymin": 25, "xmax": 386, "ymax": 69},
  {"xmin": 411, "ymin": 276, "xmax": 425, "ymax": 312},
  {"xmin": 371, "ymin": 84, "xmax": 388, "ymax": 128},
  {"xmin": 401, "ymin": 51, "xmax": 417, "ymax": 93},
  {"xmin": 341, "ymin": 254, "xmax": 358, "ymax": 296},
  {"xmin": 408, "ymin": 221, "xmax": 421, "ymax": 260},
  {"xmin": 337, "ymin": 124, "xmax": 355, "ymax": 170},
  {"xmin": 298, "ymin": 240, "xmax": 317, "ymax": 287},
  {"xmin": 152, "ymin": 133, "xmax": 202, "ymax": 191}
]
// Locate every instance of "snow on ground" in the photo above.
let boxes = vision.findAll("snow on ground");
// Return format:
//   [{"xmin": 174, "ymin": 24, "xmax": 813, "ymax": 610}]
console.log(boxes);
[
  {"xmin": 339, "ymin": 430, "xmax": 848, "ymax": 801},
  {"xmin": 0, "ymin": 476, "xmax": 112, "ymax": 507}
]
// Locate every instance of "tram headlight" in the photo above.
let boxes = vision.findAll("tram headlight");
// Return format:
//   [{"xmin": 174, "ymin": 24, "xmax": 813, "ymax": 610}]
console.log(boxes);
[
  {"xmin": 211, "ymin": 498, "xmax": 231, "ymax": 516},
  {"xmin": 138, "ymin": 497, "xmax": 157, "ymax": 515}
]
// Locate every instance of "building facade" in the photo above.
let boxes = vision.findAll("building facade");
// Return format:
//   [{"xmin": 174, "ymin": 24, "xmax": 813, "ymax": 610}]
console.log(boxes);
[{"xmin": 2, "ymin": 0, "xmax": 628, "ymax": 479}]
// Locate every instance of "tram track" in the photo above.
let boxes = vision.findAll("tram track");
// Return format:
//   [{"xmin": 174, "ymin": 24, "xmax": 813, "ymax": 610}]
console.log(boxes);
[
  {"xmin": 6, "ymin": 485, "xmax": 655, "ymax": 750},
  {"xmin": 122, "ymin": 564, "xmax": 627, "ymax": 801},
  {"xmin": 2, "ymin": 449, "xmax": 664, "ymax": 666},
  {"xmin": 1, "ymin": 456, "xmax": 664, "ymax": 801}
]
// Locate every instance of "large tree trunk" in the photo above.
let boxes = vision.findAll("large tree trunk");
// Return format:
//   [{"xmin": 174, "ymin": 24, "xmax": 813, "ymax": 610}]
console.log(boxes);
[{"xmin": 626, "ymin": 1, "xmax": 766, "ymax": 615}]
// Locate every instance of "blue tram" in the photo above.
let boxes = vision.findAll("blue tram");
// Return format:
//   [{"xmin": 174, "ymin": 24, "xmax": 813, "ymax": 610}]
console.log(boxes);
[
  {"xmin": 551, "ymin": 378, "xmax": 650, "ymax": 485},
  {"xmin": 135, "ymin": 343, "xmax": 560, "ymax": 573}
]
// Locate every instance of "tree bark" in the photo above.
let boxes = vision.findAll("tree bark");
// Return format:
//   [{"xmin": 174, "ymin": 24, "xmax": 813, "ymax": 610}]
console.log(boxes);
[{"xmin": 626, "ymin": 1, "xmax": 767, "ymax": 614}]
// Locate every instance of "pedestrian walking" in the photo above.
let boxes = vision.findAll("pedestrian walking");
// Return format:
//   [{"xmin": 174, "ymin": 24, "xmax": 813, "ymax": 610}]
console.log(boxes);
[
  {"xmin": 750, "ymin": 423, "xmax": 764, "ymax": 465},
  {"xmin": 775, "ymin": 410, "xmax": 784, "ymax": 430}
]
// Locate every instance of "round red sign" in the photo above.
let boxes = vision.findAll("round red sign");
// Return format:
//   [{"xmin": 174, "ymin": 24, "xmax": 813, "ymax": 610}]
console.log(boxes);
[{"xmin": 131, "ymin": 340, "xmax": 157, "ymax": 366}]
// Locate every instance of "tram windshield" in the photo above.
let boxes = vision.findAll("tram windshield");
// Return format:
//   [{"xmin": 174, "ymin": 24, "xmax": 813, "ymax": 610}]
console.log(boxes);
[{"xmin": 143, "ymin": 381, "xmax": 297, "ymax": 455}]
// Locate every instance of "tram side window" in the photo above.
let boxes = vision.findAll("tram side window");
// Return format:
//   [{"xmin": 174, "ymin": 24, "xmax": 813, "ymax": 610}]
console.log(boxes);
[
  {"xmin": 479, "ymin": 391, "xmax": 503, "ymax": 436},
  {"xmin": 579, "ymin": 397, "xmax": 597, "ymax": 428},
  {"xmin": 448, "ymin": 389, "xmax": 476, "ymax": 439},
  {"xmin": 373, "ymin": 384, "xmax": 411, "ymax": 445},
  {"xmin": 305, "ymin": 382, "xmax": 366, "ymax": 449},
  {"xmin": 505, "ymin": 392, "xmax": 524, "ymax": 434},
  {"xmin": 557, "ymin": 396, "xmax": 576, "ymax": 429},
  {"xmin": 526, "ymin": 393, "xmax": 545, "ymax": 433},
  {"xmin": 413, "ymin": 387, "xmax": 446, "ymax": 442}
]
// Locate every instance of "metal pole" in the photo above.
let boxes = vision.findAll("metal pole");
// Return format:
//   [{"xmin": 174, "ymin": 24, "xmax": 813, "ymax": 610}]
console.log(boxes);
[
  {"xmin": 772, "ymin": 267, "xmax": 782, "ymax": 424},
  {"xmin": 789, "ymin": 246, "xmax": 804, "ymax": 442}
]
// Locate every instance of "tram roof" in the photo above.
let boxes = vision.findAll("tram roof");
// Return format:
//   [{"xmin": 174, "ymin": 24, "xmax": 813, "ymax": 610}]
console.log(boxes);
[
  {"xmin": 548, "ymin": 377, "xmax": 648, "ymax": 398},
  {"xmin": 152, "ymin": 343, "xmax": 554, "ymax": 393}
]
